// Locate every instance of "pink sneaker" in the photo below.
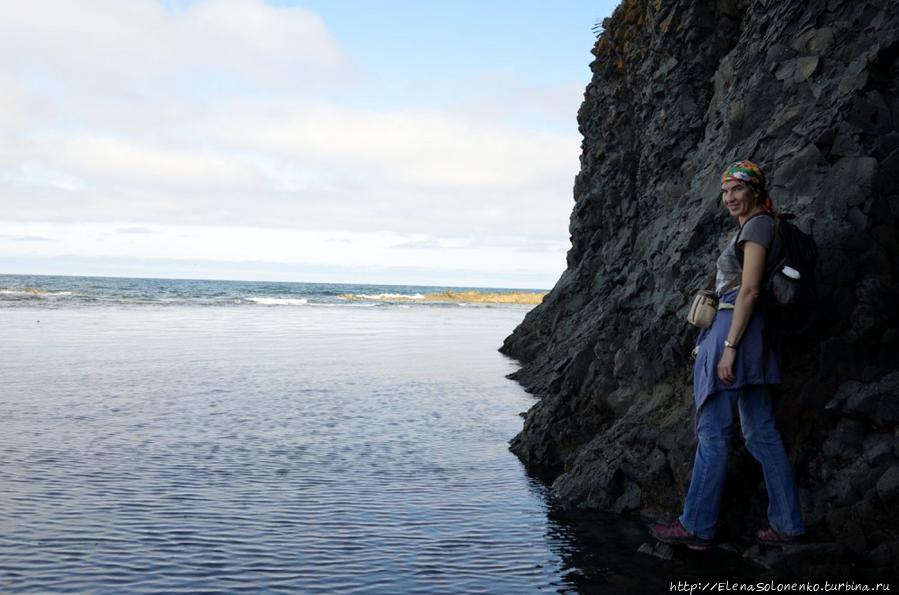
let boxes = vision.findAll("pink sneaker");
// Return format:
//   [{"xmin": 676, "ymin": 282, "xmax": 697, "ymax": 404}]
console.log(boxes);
[
  {"xmin": 756, "ymin": 527, "xmax": 802, "ymax": 546},
  {"xmin": 650, "ymin": 519, "xmax": 713, "ymax": 550}
]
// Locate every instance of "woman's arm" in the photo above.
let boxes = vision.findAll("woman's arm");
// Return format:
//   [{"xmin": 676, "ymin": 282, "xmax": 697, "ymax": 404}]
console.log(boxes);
[{"xmin": 717, "ymin": 240, "xmax": 766, "ymax": 384}]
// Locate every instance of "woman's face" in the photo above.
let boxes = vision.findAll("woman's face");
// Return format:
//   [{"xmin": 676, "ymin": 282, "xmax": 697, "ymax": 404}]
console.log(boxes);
[{"xmin": 720, "ymin": 180, "xmax": 759, "ymax": 218}]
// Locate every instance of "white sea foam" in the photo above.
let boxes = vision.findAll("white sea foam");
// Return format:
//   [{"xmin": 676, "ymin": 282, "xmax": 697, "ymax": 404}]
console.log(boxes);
[
  {"xmin": 245, "ymin": 297, "xmax": 308, "ymax": 306},
  {"xmin": 0, "ymin": 288, "xmax": 73, "ymax": 297},
  {"xmin": 310, "ymin": 302, "xmax": 378, "ymax": 308},
  {"xmin": 350, "ymin": 293, "xmax": 425, "ymax": 301}
]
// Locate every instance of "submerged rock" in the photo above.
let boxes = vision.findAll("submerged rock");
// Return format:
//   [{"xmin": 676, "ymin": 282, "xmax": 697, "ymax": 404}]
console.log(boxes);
[
  {"xmin": 501, "ymin": 0, "xmax": 899, "ymax": 577},
  {"xmin": 637, "ymin": 541, "xmax": 674, "ymax": 560}
]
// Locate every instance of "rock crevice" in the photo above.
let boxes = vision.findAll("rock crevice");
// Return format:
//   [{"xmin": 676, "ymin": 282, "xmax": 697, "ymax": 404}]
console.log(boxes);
[{"xmin": 501, "ymin": 0, "xmax": 899, "ymax": 576}]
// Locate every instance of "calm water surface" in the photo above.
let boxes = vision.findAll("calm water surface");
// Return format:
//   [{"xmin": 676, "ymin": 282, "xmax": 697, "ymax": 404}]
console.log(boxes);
[{"xmin": 0, "ymin": 276, "xmax": 757, "ymax": 593}]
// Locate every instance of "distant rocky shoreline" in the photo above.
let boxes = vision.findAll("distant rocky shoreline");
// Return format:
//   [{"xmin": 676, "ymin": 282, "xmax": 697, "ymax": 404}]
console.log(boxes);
[{"xmin": 501, "ymin": 0, "xmax": 898, "ymax": 580}]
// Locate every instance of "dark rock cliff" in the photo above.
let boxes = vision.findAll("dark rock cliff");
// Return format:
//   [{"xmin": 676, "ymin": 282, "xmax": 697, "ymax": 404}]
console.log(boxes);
[{"xmin": 501, "ymin": 0, "xmax": 899, "ymax": 577}]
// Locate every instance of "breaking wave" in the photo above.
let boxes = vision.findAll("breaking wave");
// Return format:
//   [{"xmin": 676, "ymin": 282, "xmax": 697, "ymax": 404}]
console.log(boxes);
[
  {"xmin": 341, "ymin": 293, "xmax": 426, "ymax": 301},
  {"xmin": 244, "ymin": 297, "xmax": 309, "ymax": 306},
  {"xmin": 0, "ymin": 288, "xmax": 73, "ymax": 298}
]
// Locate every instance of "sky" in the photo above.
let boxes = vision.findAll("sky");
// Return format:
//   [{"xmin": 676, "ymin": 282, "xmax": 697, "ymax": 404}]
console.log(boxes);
[{"xmin": 0, "ymin": 0, "xmax": 620, "ymax": 289}]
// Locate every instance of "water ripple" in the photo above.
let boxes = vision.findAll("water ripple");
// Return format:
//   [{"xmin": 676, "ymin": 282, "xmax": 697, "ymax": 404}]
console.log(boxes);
[{"xmin": 0, "ymin": 306, "xmax": 682, "ymax": 594}]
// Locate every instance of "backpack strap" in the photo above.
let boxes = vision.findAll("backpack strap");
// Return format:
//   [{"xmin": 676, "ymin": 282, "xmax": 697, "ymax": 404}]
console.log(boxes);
[
  {"xmin": 736, "ymin": 211, "xmax": 780, "ymax": 273},
  {"xmin": 723, "ymin": 211, "xmax": 776, "ymax": 297}
]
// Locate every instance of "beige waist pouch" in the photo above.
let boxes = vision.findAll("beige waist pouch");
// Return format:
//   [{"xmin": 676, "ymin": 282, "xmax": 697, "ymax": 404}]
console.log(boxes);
[{"xmin": 687, "ymin": 290, "xmax": 718, "ymax": 328}]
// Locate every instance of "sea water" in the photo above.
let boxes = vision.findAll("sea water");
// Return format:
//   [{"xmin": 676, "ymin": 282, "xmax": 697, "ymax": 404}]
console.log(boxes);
[{"xmin": 0, "ymin": 274, "xmax": 755, "ymax": 593}]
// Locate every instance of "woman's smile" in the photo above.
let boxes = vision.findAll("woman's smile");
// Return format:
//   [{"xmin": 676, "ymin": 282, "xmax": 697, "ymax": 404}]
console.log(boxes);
[{"xmin": 720, "ymin": 180, "xmax": 757, "ymax": 219}]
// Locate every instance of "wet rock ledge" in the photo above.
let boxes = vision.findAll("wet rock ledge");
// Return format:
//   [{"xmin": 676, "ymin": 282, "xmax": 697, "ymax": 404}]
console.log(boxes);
[{"xmin": 500, "ymin": 0, "xmax": 899, "ymax": 579}]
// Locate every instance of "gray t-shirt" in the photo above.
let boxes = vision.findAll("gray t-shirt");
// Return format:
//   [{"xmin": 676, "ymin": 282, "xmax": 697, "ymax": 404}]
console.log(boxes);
[{"xmin": 715, "ymin": 214, "xmax": 776, "ymax": 295}]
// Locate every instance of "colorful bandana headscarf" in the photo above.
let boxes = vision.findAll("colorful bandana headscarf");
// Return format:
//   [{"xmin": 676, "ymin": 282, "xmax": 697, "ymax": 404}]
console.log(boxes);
[{"xmin": 721, "ymin": 160, "xmax": 774, "ymax": 212}]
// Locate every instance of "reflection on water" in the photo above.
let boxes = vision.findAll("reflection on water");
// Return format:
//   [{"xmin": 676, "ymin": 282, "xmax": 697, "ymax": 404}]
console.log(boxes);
[
  {"xmin": 0, "ymin": 304, "xmax": 759, "ymax": 593},
  {"xmin": 521, "ymin": 472, "xmax": 762, "ymax": 594}
]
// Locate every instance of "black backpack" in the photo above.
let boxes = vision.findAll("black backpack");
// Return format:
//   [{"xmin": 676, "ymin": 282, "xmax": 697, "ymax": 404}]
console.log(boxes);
[{"xmin": 737, "ymin": 211, "xmax": 818, "ymax": 330}]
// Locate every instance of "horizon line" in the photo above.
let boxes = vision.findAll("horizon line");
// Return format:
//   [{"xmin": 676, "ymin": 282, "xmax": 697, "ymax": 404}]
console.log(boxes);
[{"xmin": 0, "ymin": 271, "xmax": 551, "ymax": 292}]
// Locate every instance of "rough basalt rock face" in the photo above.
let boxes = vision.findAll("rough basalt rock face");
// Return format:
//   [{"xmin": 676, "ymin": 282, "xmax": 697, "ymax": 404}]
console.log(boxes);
[{"xmin": 500, "ymin": 0, "xmax": 899, "ymax": 577}]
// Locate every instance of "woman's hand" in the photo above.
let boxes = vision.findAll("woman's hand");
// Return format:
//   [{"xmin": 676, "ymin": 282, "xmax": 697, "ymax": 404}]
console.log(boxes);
[
  {"xmin": 717, "ymin": 348, "xmax": 736, "ymax": 384},
  {"xmin": 718, "ymin": 238, "xmax": 765, "ymax": 385}
]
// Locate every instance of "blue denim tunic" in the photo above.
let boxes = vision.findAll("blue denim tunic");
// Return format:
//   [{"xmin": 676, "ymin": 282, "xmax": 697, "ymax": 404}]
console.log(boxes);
[{"xmin": 693, "ymin": 289, "xmax": 782, "ymax": 414}]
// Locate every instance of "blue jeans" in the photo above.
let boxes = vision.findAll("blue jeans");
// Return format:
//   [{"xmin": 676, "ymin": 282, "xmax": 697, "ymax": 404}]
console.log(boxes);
[{"xmin": 679, "ymin": 384, "xmax": 805, "ymax": 540}]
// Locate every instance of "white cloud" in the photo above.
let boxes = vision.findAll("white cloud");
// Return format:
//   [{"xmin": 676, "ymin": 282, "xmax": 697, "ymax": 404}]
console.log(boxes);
[
  {"xmin": 453, "ymin": 73, "xmax": 586, "ymax": 130},
  {"xmin": 0, "ymin": 164, "xmax": 85, "ymax": 191},
  {"xmin": 0, "ymin": 0, "xmax": 348, "ymax": 91},
  {"xmin": 1, "ymin": 97, "xmax": 577, "ymax": 236},
  {"xmin": 0, "ymin": 233, "xmax": 49, "ymax": 242},
  {"xmin": 0, "ymin": 221, "xmax": 565, "ymax": 283},
  {"xmin": 206, "ymin": 104, "xmax": 575, "ymax": 188},
  {"xmin": 0, "ymin": 0, "xmax": 579, "ymax": 283}
]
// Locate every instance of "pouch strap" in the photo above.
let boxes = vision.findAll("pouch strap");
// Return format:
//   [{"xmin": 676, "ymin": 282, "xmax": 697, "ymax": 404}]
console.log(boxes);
[{"xmin": 719, "ymin": 274, "xmax": 741, "ymax": 295}]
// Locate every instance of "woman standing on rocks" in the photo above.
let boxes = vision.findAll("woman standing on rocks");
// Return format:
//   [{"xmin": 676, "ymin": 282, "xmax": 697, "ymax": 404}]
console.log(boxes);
[{"xmin": 650, "ymin": 161, "xmax": 805, "ymax": 550}]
